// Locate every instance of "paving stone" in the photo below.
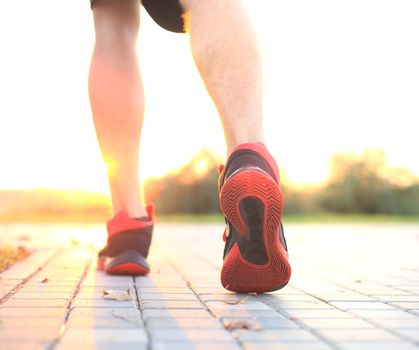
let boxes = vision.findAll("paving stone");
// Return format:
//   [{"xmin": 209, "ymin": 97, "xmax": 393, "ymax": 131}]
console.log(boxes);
[
  {"xmin": 0, "ymin": 250, "xmax": 55, "ymax": 279},
  {"xmin": 363, "ymin": 289, "xmax": 412, "ymax": 296},
  {"xmin": 298, "ymin": 317, "xmax": 375, "ymax": 329},
  {"xmin": 389, "ymin": 301, "xmax": 419, "ymax": 310},
  {"xmin": 337, "ymin": 341, "xmax": 419, "ymax": 350},
  {"xmin": 199, "ymin": 293, "xmax": 248, "ymax": 302},
  {"xmin": 140, "ymin": 300, "xmax": 204, "ymax": 309},
  {"xmin": 243, "ymin": 343, "xmax": 334, "ymax": 350},
  {"xmin": 281, "ymin": 309, "xmax": 352, "ymax": 319},
  {"xmin": 0, "ymin": 328, "xmax": 59, "ymax": 341},
  {"xmin": 220, "ymin": 317, "xmax": 300, "ymax": 330},
  {"xmin": 0, "ymin": 307, "xmax": 67, "ymax": 317},
  {"xmin": 25, "ymin": 281, "xmax": 78, "ymax": 287},
  {"xmin": 408, "ymin": 309, "xmax": 419, "ymax": 316},
  {"xmin": 56, "ymin": 341, "xmax": 148, "ymax": 350},
  {"xmin": 205, "ymin": 301, "xmax": 272, "ymax": 310},
  {"xmin": 59, "ymin": 328, "xmax": 147, "ymax": 343},
  {"xmin": 146, "ymin": 317, "xmax": 223, "ymax": 329},
  {"xmin": 19, "ymin": 286, "xmax": 75, "ymax": 292},
  {"xmin": 11, "ymin": 291, "xmax": 70, "ymax": 299},
  {"xmin": 317, "ymin": 329, "xmax": 401, "ymax": 342},
  {"xmin": 211, "ymin": 309, "xmax": 280, "ymax": 318},
  {"xmin": 265, "ymin": 300, "xmax": 334, "ymax": 310},
  {"xmin": 234, "ymin": 329, "xmax": 318, "ymax": 342},
  {"xmin": 369, "ymin": 317, "xmax": 419, "ymax": 328},
  {"xmin": 150, "ymin": 329, "xmax": 233, "ymax": 342},
  {"xmin": 135, "ymin": 280, "xmax": 187, "ymax": 288},
  {"xmin": 0, "ymin": 317, "xmax": 64, "ymax": 329},
  {"xmin": 66, "ymin": 316, "xmax": 143, "ymax": 328},
  {"xmin": 152, "ymin": 342, "xmax": 241, "ymax": 350},
  {"xmin": 348, "ymin": 309, "xmax": 417, "ymax": 319},
  {"xmin": 330, "ymin": 301, "xmax": 395, "ymax": 311},
  {"xmin": 0, "ymin": 342, "xmax": 47, "ymax": 350},
  {"xmin": 70, "ymin": 307, "xmax": 140, "ymax": 318},
  {"xmin": 73, "ymin": 299, "xmax": 136, "ymax": 308},
  {"xmin": 136, "ymin": 287, "xmax": 195, "ymax": 295},
  {"xmin": 393, "ymin": 329, "xmax": 419, "ymax": 342},
  {"xmin": 194, "ymin": 287, "xmax": 235, "ymax": 294},
  {"xmin": 261, "ymin": 294, "xmax": 321, "ymax": 302},
  {"xmin": 0, "ymin": 279, "xmax": 23, "ymax": 287},
  {"xmin": 313, "ymin": 294, "xmax": 378, "ymax": 302},
  {"xmin": 142, "ymin": 309, "xmax": 212, "ymax": 319},
  {"xmin": 0, "ymin": 287, "xmax": 12, "ymax": 299},
  {"xmin": 2, "ymin": 298, "xmax": 68, "ymax": 307},
  {"xmin": 82, "ymin": 282, "xmax": 134, "ymax": 288},
  {"xmin": 140, "ymin": 293, "xmax": 199, "ymax": 301},
  {"xmin": 380, "ymin": 295, "xmax": 419, "ymax": 302}
]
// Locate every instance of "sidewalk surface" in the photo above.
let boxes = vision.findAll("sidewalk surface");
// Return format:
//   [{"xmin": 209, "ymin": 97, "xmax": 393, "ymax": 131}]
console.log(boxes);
[{"xmin": 1, "ymin": 222, "xmax": 419, "ymax": 350}]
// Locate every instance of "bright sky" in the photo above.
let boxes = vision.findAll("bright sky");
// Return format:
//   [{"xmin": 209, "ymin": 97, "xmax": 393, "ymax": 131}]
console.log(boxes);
[{"xmin": 0, "ymin": 1, "xmax": 418, "ymax": 192}]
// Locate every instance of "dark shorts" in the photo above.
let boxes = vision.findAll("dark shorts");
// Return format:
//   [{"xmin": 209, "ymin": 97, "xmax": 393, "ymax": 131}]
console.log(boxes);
[{"xmin": 91, "ymin": 0, "xmax": 185, "ymax": 33}]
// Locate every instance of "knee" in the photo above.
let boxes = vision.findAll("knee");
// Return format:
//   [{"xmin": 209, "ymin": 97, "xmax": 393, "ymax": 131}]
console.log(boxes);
[{"xmin": 92, "ymin": 0, "xmax": 140, "ymax": 47}]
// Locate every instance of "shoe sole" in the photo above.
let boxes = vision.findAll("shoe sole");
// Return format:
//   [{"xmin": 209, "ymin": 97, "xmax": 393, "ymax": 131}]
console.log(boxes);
[
  {"xmin": 220, "ymin": 168, "xmax": 291, "ymax": 293},
  {"xmin": 98, "ymin": 250, "xmax": 150, "ymax": 276}
]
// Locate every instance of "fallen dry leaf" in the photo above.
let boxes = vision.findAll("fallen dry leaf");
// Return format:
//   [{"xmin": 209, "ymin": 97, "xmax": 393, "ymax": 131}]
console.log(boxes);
[
  {"xmin": 17, "ymin": 246, "xmax": 30, "ymax": 259},
  {"xmin": 223, "ymin": 319, "xmax": 262, "ymax": 331},
  {"xmin": 102, "ymin": 289, "xmax": 131, "ymax": 301}
]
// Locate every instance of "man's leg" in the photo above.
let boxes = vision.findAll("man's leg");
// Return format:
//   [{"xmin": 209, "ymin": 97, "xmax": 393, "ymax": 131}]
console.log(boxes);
[
  {"xmin": 89, "ymin": 0, "xmax": 147, "ymax": 218},
  {"xmin": 90, "ymin": 0, "xmax": 154, "ymax": 276},
  {"xmin": 180, "ymin": 0, "xmax": 291, "ymax": 292},
  {"xmin": 180, "ymin": 0, "xmax": 264, "ymax": 154}
]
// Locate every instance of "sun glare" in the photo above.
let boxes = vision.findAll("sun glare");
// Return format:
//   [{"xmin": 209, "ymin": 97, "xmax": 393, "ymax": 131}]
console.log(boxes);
[{"xmin": 0, "ymin": 1, "xmax": 418, "ymax": 193}]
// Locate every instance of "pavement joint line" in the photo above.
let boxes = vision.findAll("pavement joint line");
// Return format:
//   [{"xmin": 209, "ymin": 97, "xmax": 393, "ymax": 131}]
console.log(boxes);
[
  {"xmin": 343, "ymin": 309, "xmax": 419, "ymax": 346},
  {"xmin": 188, "ymin": 248, "xmax": 221, "ymax": 272},
  {"xmin": 156, "ymin": 246, "xmax": 246, "ymax": 350},
  {"xmin": 261, "ymin": 288, "xmax": 342, "ymax": 350},
  {"xmin": 133, "ymin": 275, "xmax": 152, "ymax": 350},
  {"xmin": 0, "ymin": 249, "xmax": 61, "ymax": 305},
  {"xmin": 46, "ymin": 249, "xmax": 94, "ymax": 350},
  {"xmin": 319, "ymin": 273, "xmax": 416, "ymax": 298},
  {"xmin": 319, "ymin": 275, "xmax": 419, "ymax": 318},
  {"xmin": 291, "ymin": 283, "xmax": 419, "ymax": 347}
]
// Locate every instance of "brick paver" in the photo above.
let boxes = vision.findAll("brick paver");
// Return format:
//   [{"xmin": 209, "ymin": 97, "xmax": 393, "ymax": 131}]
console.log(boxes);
[{"xmin": 1, "ymin": 222, "xmax": 419, "ymax": 349}]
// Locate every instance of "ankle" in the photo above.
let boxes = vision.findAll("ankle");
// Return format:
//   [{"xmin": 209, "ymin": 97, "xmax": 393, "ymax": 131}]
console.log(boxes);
[{"xmin": 112, "ymin": 206, "xmax": 149, "ymax": 219}]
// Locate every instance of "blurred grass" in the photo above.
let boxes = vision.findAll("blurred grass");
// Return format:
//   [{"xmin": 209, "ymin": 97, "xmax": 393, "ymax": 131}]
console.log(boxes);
[
  {"xmin": 1, "ymin": 213, "xmax": 419, "ymax": 224},
  {"xmin": 282, "ymin": 214, "xmax": 419, "ymax": 224},
  {"xmin": 0, "ymin": 246, "xmax": 30, "ymax": 272},
  {"xmin": 156, "ymin": 213, "xmax": 419, "ymax": 224}
]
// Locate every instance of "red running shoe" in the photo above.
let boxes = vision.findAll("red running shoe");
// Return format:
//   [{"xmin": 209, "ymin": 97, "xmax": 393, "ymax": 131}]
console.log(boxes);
[
  {"xmin": 219, "ymin": 142, "xmax": 291, "ymax": 293},
  {"xmin": 98, "ymin": 205, "xmax": 154, "ymax": 276}
]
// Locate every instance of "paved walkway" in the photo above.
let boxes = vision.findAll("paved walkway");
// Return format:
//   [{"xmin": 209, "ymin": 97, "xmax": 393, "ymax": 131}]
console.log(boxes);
[{"xmin": 1, "ymin": 222, "xmax": 419, "ymax": 350}]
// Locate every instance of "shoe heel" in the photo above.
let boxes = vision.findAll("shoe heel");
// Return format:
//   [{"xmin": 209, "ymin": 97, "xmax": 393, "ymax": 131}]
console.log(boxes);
[
  {"xmin": 220, "ymin": 169, "xmax": 291, "ymax": 293},
  {"xmin": 104, "ymin": 250, "xmax": 150, "ymax": 276}
]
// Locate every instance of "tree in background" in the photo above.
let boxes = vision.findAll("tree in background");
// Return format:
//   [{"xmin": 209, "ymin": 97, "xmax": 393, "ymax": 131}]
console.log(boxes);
[
  {"xmin": 320, "ymin": 150, "xmax": 419, "ymax": 215},
  {"xmin": 145, "ymin": 149, "xmax": 220, "ymax": 214},
  {"xmin": 145, "ymin": 148, "xmax": 419, "ymax": 216}
]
